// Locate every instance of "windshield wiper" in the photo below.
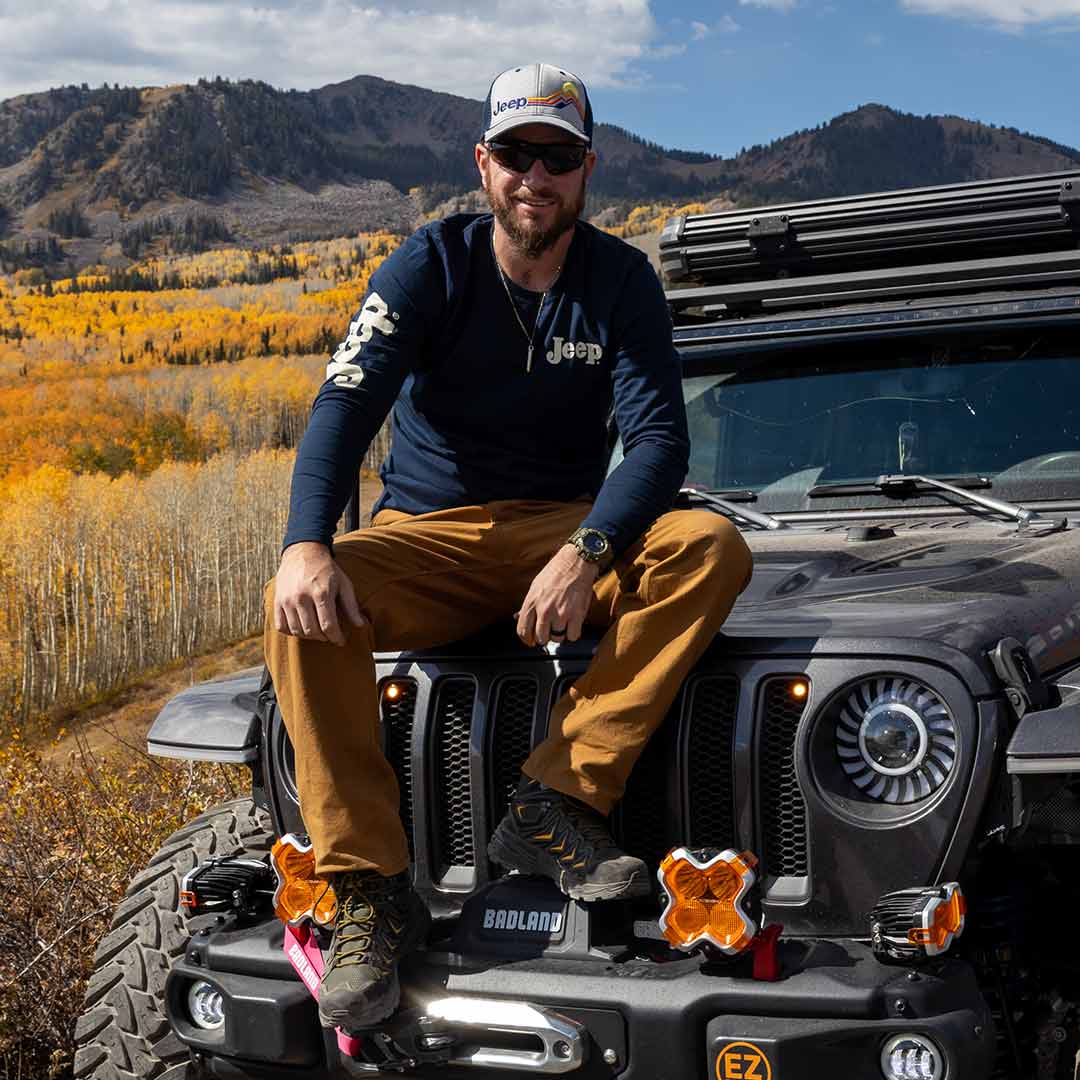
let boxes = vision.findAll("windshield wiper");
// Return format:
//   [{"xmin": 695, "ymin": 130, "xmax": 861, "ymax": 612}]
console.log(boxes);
[
  {"xmin": 809, "ymin": 474, "xmax": 1048, "ymax": 529},
  {"xmin": 679, "ymin": 487, "xmax": 787, "ymax": 530},
  {"xmin": 808, "ymin": 475, "xmax": 991, "ymax": 498}
]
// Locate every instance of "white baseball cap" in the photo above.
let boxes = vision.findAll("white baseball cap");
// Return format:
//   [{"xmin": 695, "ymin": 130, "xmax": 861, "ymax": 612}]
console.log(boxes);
[{"xmin": 482, "ymin": 63, "xmax": 593, "ymax": 145}]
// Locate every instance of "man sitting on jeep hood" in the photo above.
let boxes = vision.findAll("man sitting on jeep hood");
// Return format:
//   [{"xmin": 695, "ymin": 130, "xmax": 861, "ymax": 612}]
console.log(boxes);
[{"xmin": 265, "ymin": 61, "xmax": 752, "ymax": 1034}]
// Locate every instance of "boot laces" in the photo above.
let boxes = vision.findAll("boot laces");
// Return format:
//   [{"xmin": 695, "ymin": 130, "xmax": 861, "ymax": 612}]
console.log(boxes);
[
  {"xmin": 541, "ymin": 795, "xmax": 620, "ymax": 868},
  {"xmin": 330, "ymin": 872, "xmax": 410, "ymax": 973}
]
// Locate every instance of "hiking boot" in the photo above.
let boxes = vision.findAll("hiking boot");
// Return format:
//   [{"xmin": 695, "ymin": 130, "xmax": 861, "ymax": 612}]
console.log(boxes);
[
  {"xmin": 488, "ymin": 777, "xmax": 650, "ymax": 901},
  {"xmin": 318, "ymin": 869, "xmax": 430, "ymax": 1031}
]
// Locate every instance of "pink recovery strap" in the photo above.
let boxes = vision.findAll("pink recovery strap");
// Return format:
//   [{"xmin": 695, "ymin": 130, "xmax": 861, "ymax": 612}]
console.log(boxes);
[{"xmin": 283, "ymin": 923, "xmax": 366, "ymax": 1058}]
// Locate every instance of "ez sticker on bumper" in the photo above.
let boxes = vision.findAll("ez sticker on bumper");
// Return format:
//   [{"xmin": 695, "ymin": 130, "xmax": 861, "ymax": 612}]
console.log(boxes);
[{"xmin": 716, "ymin": 1041, "xmax": 772, "ymax": 1080}]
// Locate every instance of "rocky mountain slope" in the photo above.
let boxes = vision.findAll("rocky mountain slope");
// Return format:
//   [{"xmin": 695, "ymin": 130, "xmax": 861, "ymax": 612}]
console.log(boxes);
[{"xmin": 1, "ymin": 75, "xmax": 1077, "ymax": 267}]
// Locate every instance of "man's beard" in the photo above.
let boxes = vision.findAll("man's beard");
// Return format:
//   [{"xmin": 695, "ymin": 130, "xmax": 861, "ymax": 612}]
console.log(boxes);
[{"xmin": 487, "ymin": 176, "xmax": 586, "ymax": 259}]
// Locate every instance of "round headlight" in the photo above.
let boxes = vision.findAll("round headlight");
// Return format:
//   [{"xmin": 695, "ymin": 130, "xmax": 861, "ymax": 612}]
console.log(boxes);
[
  {"xmin": 880, "ymin": 1033, "xmax": 944, "ymax": 1079},
  {"xmin": 835, "ymin": 678, "xmax": 956, "ymax": 804},
  {"xmin": 187, "ymin": 980, "xmax": 225, "ymax": 1031},
  {"xmin": 860, "ymin": 702, "xmax": 927, "ymax": 774}
]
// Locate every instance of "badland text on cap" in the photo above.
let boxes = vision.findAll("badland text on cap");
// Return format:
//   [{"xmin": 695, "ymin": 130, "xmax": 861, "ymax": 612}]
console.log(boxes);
[{"xmin": 482, "ymin": 63, "xmax": 593, "ymax": 146}]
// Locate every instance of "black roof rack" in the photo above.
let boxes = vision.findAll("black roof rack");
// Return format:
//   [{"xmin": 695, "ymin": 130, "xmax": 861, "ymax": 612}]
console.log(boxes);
[
  {"xmin": 661, "ymin": 171, "xmax": 1080, "ymax": 320},
  {"xmin": 668, "ymin": 248, "xmax": 1080, "ymax": 319}
]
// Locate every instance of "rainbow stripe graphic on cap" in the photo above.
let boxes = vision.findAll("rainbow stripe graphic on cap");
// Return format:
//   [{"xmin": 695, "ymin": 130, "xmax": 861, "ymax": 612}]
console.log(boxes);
[
  {"xmin": 527, "ymin": 82, "xmax": 586, "ymax": 121},
  {"xmin": 483, "ymin": 64, "xmax": 593, "ymax": 143}
]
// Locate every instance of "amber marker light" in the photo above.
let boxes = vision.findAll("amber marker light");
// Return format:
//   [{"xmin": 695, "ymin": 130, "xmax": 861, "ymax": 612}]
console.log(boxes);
[
  {"xmin": 908, "ymin": 882, "xmax": 966, "ymax": 956},
  {"xmin": 790, "ymin": 680, "xmax": 809, "ymax": 701},
  {"xmin": 270, "ymin": 834, "xmax": 337, "ymax": 927},
  {"xmin": 384, "ymin": 683, "xmax": 402, "ymax": 702},
  {"xmin": 657, "ymin": 847, "xmax": 759, "ymax": 954}
]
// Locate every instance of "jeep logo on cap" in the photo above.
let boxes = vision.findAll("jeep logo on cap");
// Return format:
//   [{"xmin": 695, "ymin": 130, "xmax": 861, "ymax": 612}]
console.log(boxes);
[{"xmin": 494, "ymin": 97, "xmax": 529, "ymax": 117}]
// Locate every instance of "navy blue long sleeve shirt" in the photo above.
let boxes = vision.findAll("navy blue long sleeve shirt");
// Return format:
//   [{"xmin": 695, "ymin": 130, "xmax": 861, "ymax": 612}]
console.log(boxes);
[{"xmin": 283, "ymin": 213, "xmax": 690, "ymax": 559}]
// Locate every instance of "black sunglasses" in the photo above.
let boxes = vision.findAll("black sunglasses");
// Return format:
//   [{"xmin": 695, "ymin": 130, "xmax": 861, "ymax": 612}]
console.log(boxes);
[{"xmin": 485, "ymin": 138, "xmax": 588, "ymax": 177}]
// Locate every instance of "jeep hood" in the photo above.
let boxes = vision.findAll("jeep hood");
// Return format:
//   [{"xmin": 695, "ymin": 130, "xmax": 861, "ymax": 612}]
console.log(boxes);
[{"xmin": 725, "ymin": 519, "xmax": 1080, "ymax": 671}]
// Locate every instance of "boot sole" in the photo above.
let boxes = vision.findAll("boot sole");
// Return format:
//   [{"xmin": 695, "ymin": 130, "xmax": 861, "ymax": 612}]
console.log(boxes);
[
  {"xmin": 488, "ymin": 823, "xmax": 651, "ymax": 902},
  {"xmin": 319, "ymin": 969, "xmax": 401, "ymax": 1031},
  {"xmin": 318, "ymin": 902, "xmax": 431, "ymax": 1032}
]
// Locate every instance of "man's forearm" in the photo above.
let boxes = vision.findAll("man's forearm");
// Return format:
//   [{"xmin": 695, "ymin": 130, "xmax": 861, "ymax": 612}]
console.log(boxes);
[{"xmin": 579, "ymin": 435, "xmax": 690, "ymax": 558}]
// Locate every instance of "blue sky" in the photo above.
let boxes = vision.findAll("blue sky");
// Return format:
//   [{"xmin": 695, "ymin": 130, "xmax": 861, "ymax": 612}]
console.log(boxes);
[
  {"xmin": 0, "ymin": 0, "xmax": 1076, "ymax": 160},
  {"xmin": 610, "ymin": 0, "xmax": 1080, "ymax": 156}
]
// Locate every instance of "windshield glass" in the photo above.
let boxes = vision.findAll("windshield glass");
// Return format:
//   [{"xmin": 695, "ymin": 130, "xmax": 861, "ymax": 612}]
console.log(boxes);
[{"xmin": 668, "ymin": 329, "xmax": 1080, "ymax": 514}]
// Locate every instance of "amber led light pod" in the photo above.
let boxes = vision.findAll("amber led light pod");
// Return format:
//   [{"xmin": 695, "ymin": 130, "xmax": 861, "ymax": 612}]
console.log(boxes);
[
  {"xmin": 657, "ymin": 847, "xmax": 759, "ymax": 954},
  {"xmin": 908, "ymin": 882, "xmax": 966, "ymax": 956},
  {"xmin": 270, "ymin": 833, "xmax": 337, "ymax": 927},
  {"xmin": 869, "ymin": 882, "xmax": 966, "ymax": 963}
]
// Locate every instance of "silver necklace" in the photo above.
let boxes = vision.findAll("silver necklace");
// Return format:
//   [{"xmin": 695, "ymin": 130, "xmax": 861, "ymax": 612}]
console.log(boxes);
[{"xmin": 492, "ymin": 236, "xmax": 560, "ymax": 374}]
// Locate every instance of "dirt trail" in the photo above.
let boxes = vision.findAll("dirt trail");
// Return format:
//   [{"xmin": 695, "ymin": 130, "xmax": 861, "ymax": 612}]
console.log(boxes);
[{"xmin": 42, "ymin": 636, "xmax": 266, "ymax": 766}]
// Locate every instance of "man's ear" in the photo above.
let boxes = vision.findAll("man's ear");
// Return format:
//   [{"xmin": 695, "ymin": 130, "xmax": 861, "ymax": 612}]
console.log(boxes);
[
  {"xmin": 583, "ymin": 150, "xmax": 597, "ymax": 184},
  {"xmin": 475, "ymin": 143, "xmax": 489, "ymax": 190}
]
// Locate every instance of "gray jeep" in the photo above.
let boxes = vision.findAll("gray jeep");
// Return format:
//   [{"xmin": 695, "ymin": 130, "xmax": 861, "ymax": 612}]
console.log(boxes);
[{"xmin": 77, "ymin": 170, "xmax": 1080, "ymax": 1080}]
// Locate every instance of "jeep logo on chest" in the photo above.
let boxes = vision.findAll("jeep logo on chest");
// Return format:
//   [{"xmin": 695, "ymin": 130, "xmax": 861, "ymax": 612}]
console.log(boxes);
[{"xmin": 547, "ymin": 337, "xmax": 603, "ymax": 365}]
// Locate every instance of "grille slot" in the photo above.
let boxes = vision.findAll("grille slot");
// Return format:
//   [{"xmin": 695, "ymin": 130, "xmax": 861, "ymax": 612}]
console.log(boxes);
[
  {"xmin": 432, "ymin": 678, "xmax": 477, "ymax": 872},
  {"xmin": 380, "ymin": 678, "xmax": 418, "ymax": 859},
  {"xmin": 488, "ymin": 676, "xmax": 539, "ymax": 830},
  {"xmin": 759, "ymin": 678, "xmax": 810, "ymax": 877},
  {"xmin": 684, "ymin": 676, "xmax": 740, "ymax": 849},
  {"xmin": 617, "ymin": 699, "xmax": 683, "ymax": 868}
]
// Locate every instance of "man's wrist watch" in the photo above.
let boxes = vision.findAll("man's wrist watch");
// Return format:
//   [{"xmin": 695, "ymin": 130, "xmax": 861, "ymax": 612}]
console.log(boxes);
[{"xmin": 567, "ymin": 527, "xmax": 613, "ymax": 570}]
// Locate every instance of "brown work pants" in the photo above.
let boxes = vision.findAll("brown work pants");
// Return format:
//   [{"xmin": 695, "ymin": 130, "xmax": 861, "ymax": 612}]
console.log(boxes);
[{"xmin": 264, "ymin": 499, "xmax": 752, "ymax": 878}]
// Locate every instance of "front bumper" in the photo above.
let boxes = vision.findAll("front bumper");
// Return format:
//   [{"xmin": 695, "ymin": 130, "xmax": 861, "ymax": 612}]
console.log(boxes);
[{"xmin": 168, "ymin": 918, "xmax": 995, "ymax": 1079}]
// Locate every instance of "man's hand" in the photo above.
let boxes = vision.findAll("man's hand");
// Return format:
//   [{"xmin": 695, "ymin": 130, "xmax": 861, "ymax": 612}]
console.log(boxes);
[
  {"xmin": 516, "ymin": 544, "xmax": 600, "ymax": 646},
  {"xmin": 273, "ymin": 542, "xmax": 366, "ymax": 647}
]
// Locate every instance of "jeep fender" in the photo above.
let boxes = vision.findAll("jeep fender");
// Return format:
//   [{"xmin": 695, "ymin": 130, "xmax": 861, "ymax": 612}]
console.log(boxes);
[{"xmin": 147, "ymin": 666, "xmax": 264, "ymax": 763}]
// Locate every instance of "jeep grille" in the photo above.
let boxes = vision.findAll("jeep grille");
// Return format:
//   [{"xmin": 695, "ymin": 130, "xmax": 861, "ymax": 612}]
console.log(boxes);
[{"xmin": 366, "ymin": 666, "xmax": 808, "ymax": 902}]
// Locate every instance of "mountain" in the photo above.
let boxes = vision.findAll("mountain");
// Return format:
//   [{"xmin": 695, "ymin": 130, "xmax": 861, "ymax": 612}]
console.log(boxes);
[
  {"xmin": 693, "ymin": 103, "xmax": 1080, "ymax": 201},
  {"xmin": 1, "ymin": 76, "xmax": 1078, "ymax": 268}
]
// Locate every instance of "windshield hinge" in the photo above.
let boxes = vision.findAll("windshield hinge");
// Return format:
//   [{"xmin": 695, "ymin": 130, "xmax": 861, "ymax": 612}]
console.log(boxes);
[{"xmin": 989, "ymin": 637, "xmax": 1050, "ymax": 719}]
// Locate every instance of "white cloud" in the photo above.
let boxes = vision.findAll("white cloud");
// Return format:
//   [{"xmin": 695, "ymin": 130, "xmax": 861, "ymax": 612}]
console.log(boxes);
[
  {"xmin": 0, "ymin": 0, "xmax": 661, "ymax": 103},
  {"xmin": 900, "ymin": 0, "xmax": 1080, "ymax": 26},
  {"xmin": 691, "ymin": 14, "xmax": 740, "ymax": 37},
  {"xmin": 738, "ymin": 0, "xmax": 798, "ymax": 11},
  {"xmin": 645, "ymin": 42, "xmax": 688, "ymax": 58}
]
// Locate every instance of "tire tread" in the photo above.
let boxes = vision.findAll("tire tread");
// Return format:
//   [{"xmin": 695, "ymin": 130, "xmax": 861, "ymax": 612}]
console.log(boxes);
[{"xmin": 74, "ymin": 799, "xmax": 272, "ymax": 1080}]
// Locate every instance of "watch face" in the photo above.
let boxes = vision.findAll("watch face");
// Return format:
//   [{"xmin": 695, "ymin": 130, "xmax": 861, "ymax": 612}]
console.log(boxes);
[{"xmin": 583, "ymin": 533, "xmax": 607, "ymax": 555}]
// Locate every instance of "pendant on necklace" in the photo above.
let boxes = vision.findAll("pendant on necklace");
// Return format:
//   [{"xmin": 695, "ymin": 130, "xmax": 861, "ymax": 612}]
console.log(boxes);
[{"xmin": 527, "ymin": 344, "xmax": 533, "ymax": 373}]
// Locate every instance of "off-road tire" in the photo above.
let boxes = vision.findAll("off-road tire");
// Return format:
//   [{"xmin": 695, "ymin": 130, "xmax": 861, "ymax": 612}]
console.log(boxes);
[{"xmin": 73, "ymin": 798, "xmax": 273, "ymax": 1080}]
